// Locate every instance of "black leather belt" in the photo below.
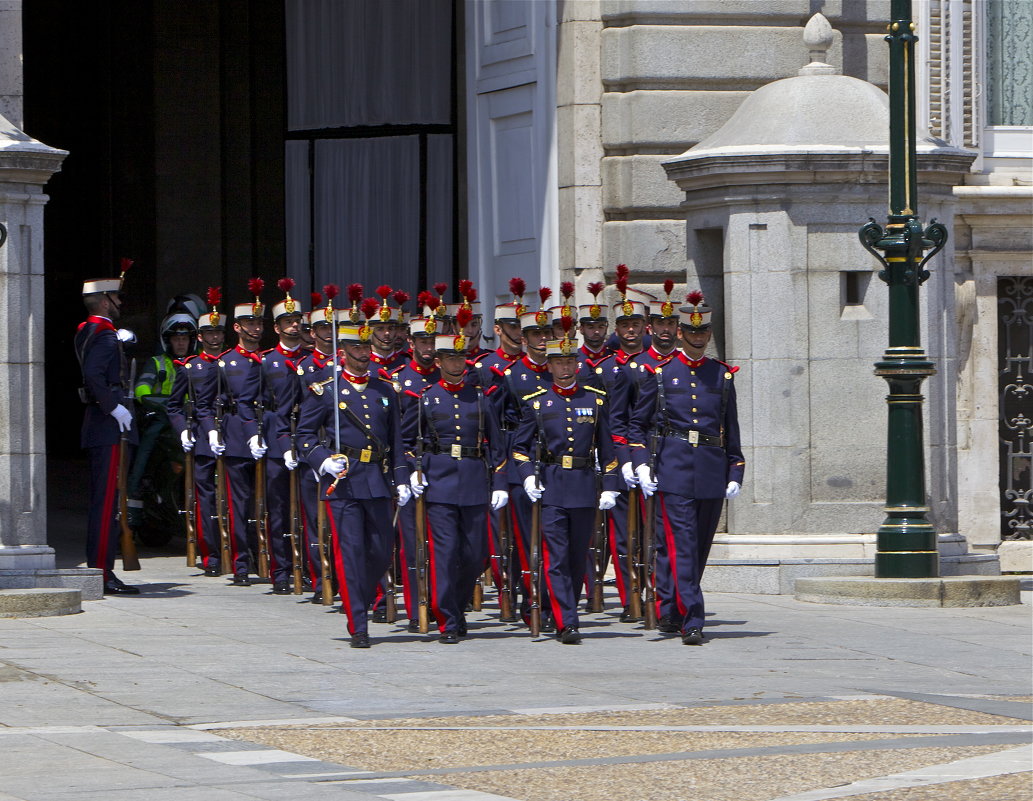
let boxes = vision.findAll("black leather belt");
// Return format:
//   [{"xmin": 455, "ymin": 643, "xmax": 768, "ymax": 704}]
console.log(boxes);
[
  {"xmin": 428, "ymin": 444, "xmax": 482, "ymax": 459},
  {"xmin": 661, "ymin": 427, "xmax": 723, "ymax": 448},
  {"xmin": 542, "ymin": 454, "xmax": 592, "ymax": 469},
  {"xmin": 338, "ymin": 444, "xmax": 386, "ymax": 464}
]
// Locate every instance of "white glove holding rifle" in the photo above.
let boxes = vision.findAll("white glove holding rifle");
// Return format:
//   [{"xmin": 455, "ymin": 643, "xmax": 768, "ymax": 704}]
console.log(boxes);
[
  {"xmin": 110, "ymin": 404, "xmax": 133, "ymax": 433},
  {"xmin": 636, "ymin": 464, "xmax": 658, "ymax": 497},
  {"xmin": 523, "ymin": 475, "xmax": 544, "ymax": 503},
  {"xmin": 208, "ymin": 429, "xmax": 225, "ymax": 456},
  {"xmin": 180, "ymin": 430, "xmax": 195, "ymax": 452}
]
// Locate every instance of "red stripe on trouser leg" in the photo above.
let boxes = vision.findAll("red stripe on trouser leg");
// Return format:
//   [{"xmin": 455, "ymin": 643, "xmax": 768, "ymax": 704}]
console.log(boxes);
[
  {"xmin": 487, "ymin": 509, "xmax": 504, "ymax": 590},
  {"xmin": 398, "ymin": 533, "xmax": 414, "ymax": 618},
  {"xmin": 426, "ymin": 516, "xmax": 447, "ymax": 631},
  {"xmin": 97, "ymin": 443, "xmax": 120, "ymax": 573},
  {"xmin": 659, "ymin": 493, "xmax": 688, "ymax": 620},
  {"xmin": 607, "ymin": 515, "xmax": 627, "ymax": 605},
  {"xmin": 300, "ymin": 503, "xmax": 317, "ymax": 583},
  {"xmin": 224, "ymin": 470, "xmax": 238, "ymax": 566},
  {"xmin": 511, "ymin": 504, "xmax": 532, "ymax": 596},
  {"xmin": 325, "ymin": 502, "xmax": 355, "ymax": 634},
  {"xmin": 540, "ymin": 535, "xmax": 564, "ymax": 631}
]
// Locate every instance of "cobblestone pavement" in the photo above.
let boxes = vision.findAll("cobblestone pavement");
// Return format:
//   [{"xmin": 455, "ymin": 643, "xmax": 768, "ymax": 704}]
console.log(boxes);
[{"xmin": 0, "ymin": 518, "xmax": 1029, "ymax": 800}]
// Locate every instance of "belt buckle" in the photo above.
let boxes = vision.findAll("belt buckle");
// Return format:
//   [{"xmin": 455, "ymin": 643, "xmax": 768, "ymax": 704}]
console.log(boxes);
[
  {"xmin": 561, "ymin": 455, "xmax": 573, "ymax": 469},
  {"xmin": 688, "ymin": 430, "xmax": 699, "ymax": 445},
  {"xmin": 450, "ymin": 443, "xmax": 463, "ymax": 459},
  {"xmin": 360, "ymin": 447, "xmax": 372, "ymax": 463}
]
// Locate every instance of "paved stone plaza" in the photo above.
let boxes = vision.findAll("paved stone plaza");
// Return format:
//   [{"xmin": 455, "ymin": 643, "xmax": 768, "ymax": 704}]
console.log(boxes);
[{"xmin": 0, "ymin": 523, "xmax": 1029, "ymax": 801}]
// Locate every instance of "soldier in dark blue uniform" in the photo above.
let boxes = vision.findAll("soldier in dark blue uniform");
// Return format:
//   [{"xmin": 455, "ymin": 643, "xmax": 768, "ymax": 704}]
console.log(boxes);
[
  {"xmin": 167, "ymin": 288, "xmax": 226, "ymax": 575},
  {"xmin": 629, "ymin": 292, "xmax": 745, "ymax": 645},
  {"xmin": 512, "ymin": 324, "xmax": 619, "ymax": 643},
  {"xmin": 405, "ymin": 324, "xmax": 508, "ymax": 643},
  {"xmin": 381, "ymin": 312, "xmax": 441, "ymax": 629},
  {"xmin": 76, "ymin": 273, "xmax": 141, "ymax": 594},
  {"xmin": 296, "ymin": 316, "xmax": 411, "ymax": 649},
  {"xmin": 639, "ymin": 282, "xmax": 681, "ymax": 370},
  {"xmin": 195, "ymin": 281, "xmax": 265, "ymax": 583},
  {"xmin": 257, "ymin": 279, "xmax": 306, "ymax": 593},
  {"xmin": 369, "ymin": 286, "xmax": 408, "ymax": 372}
]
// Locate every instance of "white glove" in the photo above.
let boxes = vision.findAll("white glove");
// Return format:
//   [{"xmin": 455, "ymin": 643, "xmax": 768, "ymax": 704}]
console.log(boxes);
[
  {"xmin": 116, "ymin": 328, "xmax": 136, "ymax": 344},
  {"xmin": 598, "ymin": 490, "xmax": 618, "ymax": 510},
  {"xmin": 396, "ymin": 484, "xmax": 412, "ymax": 507},
  {"xmin": 248, "ymin": 435, "xmax": 267, "ymax": 460},
  {"xmin": 523, "ymin": 475, "xmax": 544, "ymax": 502},
  {"xmin": 180, "ymin": 430, "xmax": 195, "ymax": 452},
  {"xmin": 208, "ymin": 429, "xmax": 225, "ymax": 455},
  {"xmin": 621, "ymin": 462, "xmax": 638, "ymax": 489},
  {"xmin": 320, "ymin": 456, "xmax": 347, "ymax": 477},
  {"xmin": 110, "ymin": 403, "xmax": 133, "ymax": 432},
  {"xmin": 284, "ymin": 450, "xmax": 299, "ymax": 470},
  {"xmin": 490, "ymin": 490, "xmax": 509, "ymax": 511},
  {"xmin": 726, "ymin": 481, "xmax": 741, "ymax": 499},
  {"xmin": 636, "ymin": 464, "xmax": 658, "ymax": 497},
  {"xmin": 409, "ymin": 471, "xmax": 428, "ymax": 496}
]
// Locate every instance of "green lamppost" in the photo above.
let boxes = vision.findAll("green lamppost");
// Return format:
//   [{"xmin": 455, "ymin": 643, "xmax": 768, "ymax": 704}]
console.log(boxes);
[{"xmin": 859, "ymin": 0, "xmax": 948, "ymax": 578}]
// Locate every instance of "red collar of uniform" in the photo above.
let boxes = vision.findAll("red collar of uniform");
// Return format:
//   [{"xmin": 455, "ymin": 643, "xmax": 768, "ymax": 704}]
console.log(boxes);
[
  {"xmin": 370, "ymin": 350, "xmax": 395, "ymax": 365},
  {"xmin": 276, "ymin": 343, "xmax": 301, "ymax": 359},
  {"xmin": 200, "ymin": 351, "xmax": 219, "ymax": 363},
  {"xmin": 438, "ymin": 377, "xmax": 466, "ymax": 393},
  {"xmin": 341, "ymin": 368, "xmax": 369, "ymax": 385},
  {"xmin": 409, "ymin": 359, "xmax": 436, "ymax": 376},
  {"xmin": 552, "ymin": 382, "xmax": 578, "ymax": 397},
  {"xmin": 235, "ymin": 344, "xmax": 261, "ymax": 363},
  {"xmin": 648, "ymin": 345, "xmax": 677, "ymax": 361},
  {"xmin": 81, "ymin": 315, "xmax": 116, "ymax": 333},
  {"xmin": 497, "ymin": 347, "xmax": 522, "ymax": 363},
  {"xmin": 677, "ymin": 352, "xmax": 707, "ymax": 369},
  {"xmin": 580, "ymin": 345, "xmax": 607, "ymax": 361},
  {"xmin": 521, "ymin": 355, "xmax": 548, "ymax": 373},
  {"xmin": 614, "ymin": 348, "xmax": 643, "ymax": 366},
  {"xmin": 312, "ymin": 349, "xmax": 332, "ymax": 367}
]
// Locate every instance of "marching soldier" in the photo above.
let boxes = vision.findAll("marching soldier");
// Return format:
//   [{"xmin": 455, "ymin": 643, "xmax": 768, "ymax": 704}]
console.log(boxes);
[
  {"xmin": 167, "ymin": 287, "xmax": 226, "ymax": 575},
  {"xmin": 195, "ymin": 278, "xmax": 265, "ymax": 584},
  {"xmin": 76, "ymin": 265, "xmax": 141, "ymax": 594},
  {"xmin": 457, "ymin": 280, "xmax": 491, "ymax": 360},
  {"xmin": 640, "ymin": 280, "xmax": 681, "ymax": 369},
  {"xmin": 296, "ymin": 308, "xmax": 411, "ymax": 649},
  {"xmin": 369, "ymin": 286, "xmax": 408, "ymax": 371},
  {"xmin": 257, "ymin": 278, "xmax": 306, "ymax": 594},
  {"xmin": 391, "ymin": 290, "xmax": 412, "ymax": 360},
  {"xmin": 629, "ymin": 291, "xmax": 744, "ymax": 645},
  {"xmin": 512, "ymin": 320, "xmax": 619, "ymax": 643},
  {"xmin": 405, "ymin": 317, "xmax": 508, "ymax": 643}
]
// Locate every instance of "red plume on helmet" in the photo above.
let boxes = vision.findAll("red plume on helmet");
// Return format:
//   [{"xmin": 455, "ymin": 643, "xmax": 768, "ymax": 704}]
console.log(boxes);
[
  {"xmin": 347, "ymin": 283, "xmax": 364, "ymax": 304},
  {"xmin": 434, "ymin": 282, "xmax": 448, "ymax": 299},
  {"xmin": 376, "ymin": 284, "xmax": 392, "ymax": 300},
  {"xmin": 587, "ymin": 281, "xmax": 604, "ymax": 298},
  {"xmin": 538, "ymin": 286, "xmax": 552, "ymax": 305},
  {"xmin": 119, "ymin": 258, "xmax": 134, "ymax": 288},
  {"xmin": 559, "ymin": 281, "xmax": 574, "ymax": 301},
  {"xmin": 277, "ymin": 277, "xmax": 295, "ymax": 296},
  {"xmin": 248, "ymin": 277, "xmax": 265, "ymax": 298},
  {"xmin": 375, "ymin": 285, "xmax": 393, "ymax": 321},
  {"xmin": 417, "ymin": 290, "xmax": 433, "ymax": 309},
  {"xmin": 560, "ymin": 315, "xmax": 574, "ymax": 335},
  {"xmin": 615, "ymin": 263, "xmax": 629, "ymax": 281},
  {"xmin": 323, "ymin": 284, "xmax": 340, "ymax": 305},
  {"xmin": 456, "ymin": 306, "xmax": 473, "ymax": 330},
  {"xmin": 615, "ymin": 276, "xmax": 628, "ymax": 295},
  {"xmin": 425, "ymin": 295, "xmax": 441, "ymax": 312},
  {"xmin": 310, "ymin": 292, "xmax": 322, "ymax": 309},
  {"xmin": 508, "ymin": 277, "xmax": 526, "ymax": 300},
  {"xmin": 393, "ymin": 290, "xmax": 410, "ymax": 307},
  {"xmin": 686, "ymin": 290, "xmax": 705, "ymax": 306},
  {"xmin": 206, "ymin": 286, "xmax": 222, "ymax": 308},
  {"xmin": 458, "ymin": 278, "xmax": 473, "ymax": 297},
  {"xmin": 663, "ymin": 279, "xmax": 675, "ymax": 297},
  {"xmin": 463, "ymin": 286, "xmax": 477, "ymax": 304},
  {"xmin": 360, "ymin": 297, "xmax": 380, "ymax": 320}
]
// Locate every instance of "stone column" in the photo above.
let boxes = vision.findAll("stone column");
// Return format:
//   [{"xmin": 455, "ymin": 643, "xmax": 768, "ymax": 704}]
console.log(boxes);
[{"xmin": 0, "ymin": 113, "xmax": 91, "ymax": 603}]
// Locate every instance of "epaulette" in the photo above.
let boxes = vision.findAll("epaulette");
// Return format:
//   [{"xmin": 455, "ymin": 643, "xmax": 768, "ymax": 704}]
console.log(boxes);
[
  {"xmin": 641, "ymin": 364, "xmax": 656, "ymax": 375},
  {"xmin": 715, "ymin": 359, "xmax": 740, "ymax": 375},
  {"xmin": 404, "ymin": 389, "xmax": 422, "ymax": 399},
  {"xmin": 583, "ymin": 385, "xmax": 607, "ymax": 396},
  {"xmin": 260, "ymin": 347, "xmax": 274, "ymax": 356},
  {"xmin": 378, "ymin": 367, "xmax": 393, "ymax": 381},
  {"xmin": 522, "ymin": 387, "xmax": 547, "ymax": 401},
  {"xmin": 490, "ymin": 365, "xmax": 506, "ymax": 378},
  {"xmin": 173, "ymin": 357, "xmax": 190, "ymax": 368},
  {"xmin": 389, "ymin": 364, "xmax": 406, "ymax": 376},
  {"xmin": 484, "ymin": 384, "xmax": 498, "ymax": 397}
]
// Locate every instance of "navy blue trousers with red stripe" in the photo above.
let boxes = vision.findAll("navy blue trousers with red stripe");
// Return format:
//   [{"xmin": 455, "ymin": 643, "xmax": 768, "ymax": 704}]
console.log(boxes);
[
  {"xmin": 508, "ymin": 486, "xmax": 552, "ymax": 620},
  {"xmin": 300, "ymin": 470, "xmax": 323, "ymax": 586},
  {"xmin": 86, "ymin": 444, "xmax": 124, "ymax": 579},
  {"xmin": 425, "ymin": 502, "xmax": 488, "ymax": 633},
  {"xmin": 540, "ymin": 505, "xmax": 595, "ymax": 633},
  {"xmin": 326, "ymin": 496, "xmax": 393, "ymax": 636},
  {"xmin": 654, "ymin": 493, "xmax": 722, "ymax": 632},
  {"xmin": 223, "ymin": 456, "xmax": 255, "ymax": 576},
  {"xmin": 264, "ymin": 457, "xmax": 293, "ymax": 584},
  {"xmin": 193, "ymin": 455, "xmax": 216, "ymax": 570}
]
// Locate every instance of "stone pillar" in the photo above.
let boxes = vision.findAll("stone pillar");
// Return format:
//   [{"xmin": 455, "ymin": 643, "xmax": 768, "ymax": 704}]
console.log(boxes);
[{"xmin": 0, "ymin": 113, "xmax": 92, "ymax": 603}]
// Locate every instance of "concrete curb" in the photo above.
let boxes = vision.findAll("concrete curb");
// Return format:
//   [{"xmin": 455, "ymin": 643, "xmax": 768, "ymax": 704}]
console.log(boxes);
[
  {"xmin": 794, "ymin": 576, "xmax": 1021, "ymax": 607},
  {"xmin": 0, "ymin": 587, "xmax": 81, "ymax": 617}
]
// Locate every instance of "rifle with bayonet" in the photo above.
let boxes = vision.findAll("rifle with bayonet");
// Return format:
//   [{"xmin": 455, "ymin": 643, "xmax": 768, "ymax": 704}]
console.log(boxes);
[
  {"xmin": 625, "ymin": 486, "xmax": 643, "ymax": 620},
  {"xmin": 183, "ymin": 391, "xmax": 198, "ymax": 567},
  {"xmin": 253, "ymin": 388, "xmax": 271, "ymax": 579},
  {"xmin": 288, "ymin": 403, "xmax": 304, "ymax": 595},
  {"xmin": 412, "ymin": 389, "xmax": 430, "ymax": 633},
  {"xmin": 528, "ymin": 399, "xmax": 545, "ymax": 637},
  {"xmin": 587, "ymin": 497, "xmax": 608, "ymax": 613},
  {"xmin": 213, "ymin": 372, "xmax": 232, "ymax": 575},
  {"xmin": 118, "ymin": 354, "xmax": 141, "ymax": 571},
  {"xmin": 641, "ymin": 370, "xmax": 665, "ymax": 630}
]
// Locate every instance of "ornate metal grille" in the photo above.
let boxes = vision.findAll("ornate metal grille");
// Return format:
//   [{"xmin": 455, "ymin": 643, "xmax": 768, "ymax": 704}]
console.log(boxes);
[{"xmin": 999, "ymin": 276, "xmax": 1033, "ymax": 540}]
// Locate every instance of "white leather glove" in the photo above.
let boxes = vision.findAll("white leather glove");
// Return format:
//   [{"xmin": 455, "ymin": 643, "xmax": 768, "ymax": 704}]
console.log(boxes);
[
  {"xmin": 636, "ymin": 464, "xmax": 658, "ymax": 497},
  {"xmin": 523, "ymin": 475, "xmax": 544, "ymax": 502},
  {"xmin": 116, "ymin": 328, "xmax": 136, "ymax": 344},
  {"xmin": 490, "ymin": 490, "xmax": 509, "ymax": 511},
  {"xmin": 284, "ymin": 450, "xmax": 299, "ymax": 470},
  {"xmin": 409, "ymin": 471, "xmax": 428, "ymax": 496},
  {"xmin": 180, "ymin": 430, "xmax": 195, "ymax": 452},
  {"xmin": 396, "ymin": 484, "xmax": 412, "ymax": 507},
  {"xmin": 598, "ymin": 490, "xmax": 618, "ymax": 510},
  {"xmin": 320, "ymin": 456, "xmax": 347, "ymax": 477},
  {"xmin": 208, "ymin": 429, "xmax": 226, "ymax": 455},
  {"xmin": 621, "ymin": 462, "xmax": 638, "ymax": 489},
  {"xmin": 726, "ymin": 481, "xmax": 741, "ymax": 499},
  {"xmin": 110, "ymin": 404, "xmax": 133, "ymax": 432},
  {"xmin": 248, "ymin": 435, "xmax": 267, "ymax": 460}
]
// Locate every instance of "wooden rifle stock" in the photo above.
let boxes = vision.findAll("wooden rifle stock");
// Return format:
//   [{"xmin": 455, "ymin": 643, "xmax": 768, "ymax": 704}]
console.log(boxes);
[
  {"xmin": 587, "ymin": 506, "xmax": 607, "ymax": 613},
  {"xmin": 529, "ymin": 498, "xmax": 542, "ymax": 637},
  {"xmin": 316, "ymin": 493, "xmax": 333, "ymax": 605},
  {"xmin": 118, "ymin": 436, "xmax": 141, "ymax": 571},
  {"xmin": 384, "ymin": 546, "xmax": 398, "ymax": 624},
  {"xmin": 626, "ymin": 487, "xmax": 643, "ymax": 620},
  {"xmin": 254, "ymin": 456, "xmax": 270, "ymax": 579},
  {"xmin": 288, "ymin": 467, "xmax": 303, "ymax": 594},
  {"xmin": 642, "ymin": 493, "xmax": 658, "ymax": 629},
  {"xmin": 495, "ymin": 504, "xmax": 514, "ymax": 621},
  {"xmin": 414, "ymin": 493, "xmax": 429, "ymax": 633},
  {"xmin": 214, "ymin": 454, "xmax": 232, "ymax": 575}
]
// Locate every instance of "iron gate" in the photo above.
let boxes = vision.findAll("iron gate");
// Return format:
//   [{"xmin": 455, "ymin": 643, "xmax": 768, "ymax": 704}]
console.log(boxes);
[{"xmin": 999, "ymin": 276, "xmax": 1033, "ymax": 540}]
